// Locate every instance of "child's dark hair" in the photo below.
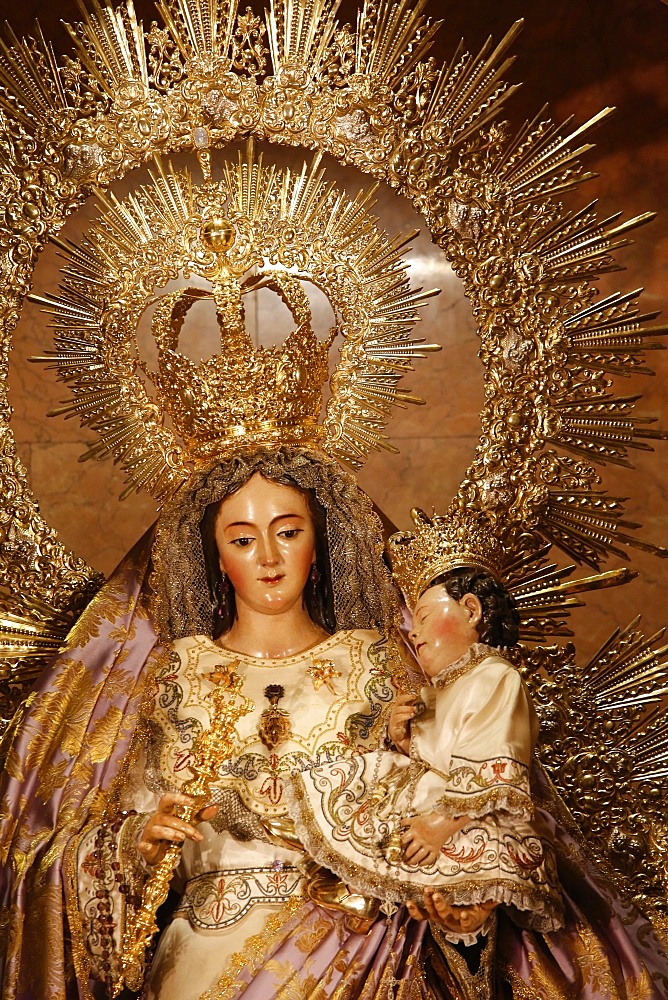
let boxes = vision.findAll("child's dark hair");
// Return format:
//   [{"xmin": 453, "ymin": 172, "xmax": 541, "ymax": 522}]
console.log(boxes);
[
  {"xmin": 428, "ymin": 566, "xmax": 519, "ymax": 647},
  {"xmin": 200, "ymin": 476, "xmax": 335, "ymax": 639}
]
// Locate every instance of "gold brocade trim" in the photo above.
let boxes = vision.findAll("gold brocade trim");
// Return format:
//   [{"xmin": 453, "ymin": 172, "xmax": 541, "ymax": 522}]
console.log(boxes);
[
  {"xmin": 203, "ymin": 632, "xmax": 356, "ymax": 667},
  {"xmin": 570, "ymin": 921, "xmax": 624, "ymax": 1000},
  {"xmin": 62, "ymin": 646, "xmax": 164, "ymax": 998},
  {"xmin": 102, "ymin": 645, "xmax": 168, "ymax": 819},
  {"xmin": 501, "ymin": 957, "xmax": 578, "ymax": 1000},
  {"xmin": 500, "ymin": 964, "xmax": 553, "ymax": 1000},
  {"xmin": 427, "ymin": 916, "xmax": 498, "ymax": 1000},
  {"xmin": 625, "ymin": 971, "xmax": 656, "ymax": 1000},
  {"xmin": 437, "ymin": 788, "xmax": 532, "ymax": 821},
  {"xmin": 436, "ymin": 785, "xmax": 533, "ymax": 821},
  {"xmin": 198, "ymin": 894, "xmax": 307, "ymax": 1000},
  {"xmin": 63, "ymin": 829, "xmax": 97, "ymax": 1000},
  {"xmin": 175, "ymin": 866, "xmax": 303, "ymax": 930}
]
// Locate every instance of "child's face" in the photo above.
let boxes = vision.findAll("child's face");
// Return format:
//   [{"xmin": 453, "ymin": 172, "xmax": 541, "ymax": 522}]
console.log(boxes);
[{"xmin": 408, "ymin": 585, "xmax": 481, "ymax": 678}]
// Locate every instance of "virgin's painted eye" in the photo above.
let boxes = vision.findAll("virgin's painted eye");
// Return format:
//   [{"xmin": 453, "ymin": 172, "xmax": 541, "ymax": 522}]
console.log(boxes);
[
  {"xmin": 279, "ymin": 528, "xmax": 302, "ymax": 539},
  {"xmin": 230, "ymin": 536, "xmax": 253, "ymax": 547}
]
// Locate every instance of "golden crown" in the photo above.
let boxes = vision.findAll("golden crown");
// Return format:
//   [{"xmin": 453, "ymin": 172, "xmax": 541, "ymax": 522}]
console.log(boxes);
[
  {"xmin": 144, "ymin": 272, "xmax": 332, "ymax": 458},
  {"xmin": 388, "ymin": 508, "xmax": 506, "ymax": 608},
  {"xmin": 31, "ymin": 144, "xmax": 440, "ymax": 499}
]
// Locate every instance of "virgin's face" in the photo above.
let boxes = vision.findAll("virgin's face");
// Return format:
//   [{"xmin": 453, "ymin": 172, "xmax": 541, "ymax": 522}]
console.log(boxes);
[
  {"xmin": 408, "ymin": 585, "xmax": 480, "ymax": 678},
  {"xmin": 214, "ymin": 474, "xmax": 317, "ymax": 618}
]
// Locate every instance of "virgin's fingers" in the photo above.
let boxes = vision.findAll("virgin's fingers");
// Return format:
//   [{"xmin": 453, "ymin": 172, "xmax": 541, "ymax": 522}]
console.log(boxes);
[
  {"xmin": 159, "ymin": 791, "xmax": 196, "ymax": 811},
  {"xmin": 145, "ymin": 824, "xmax": 187, "ymax": 842},
  {"xmin": 147, "ymin": 818, "xmax": 203, "ymax": 842},
  {"xmin": 406, "ymin": 900, "xmax": 427, "ymax": 920},
  {"xmin": 393, "ymin": 707, "xmax": 417, "ymax": 721},
  {"xmin": 421, "ymin": 893, "xmax": 441, "ymax": 921},
  {"xmin": 395, "ymin": 693, "xmax": 421, "ymax": 706},
  {"xmin": 197, "ymin": 804, "xmax": 219, "ymax": 821}
]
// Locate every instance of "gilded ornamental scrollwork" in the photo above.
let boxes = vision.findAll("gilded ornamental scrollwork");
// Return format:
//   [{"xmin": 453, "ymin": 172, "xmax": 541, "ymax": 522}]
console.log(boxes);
[{"xmin": 0, "ymin": 0, "xmax": 667, "ymax": 935}]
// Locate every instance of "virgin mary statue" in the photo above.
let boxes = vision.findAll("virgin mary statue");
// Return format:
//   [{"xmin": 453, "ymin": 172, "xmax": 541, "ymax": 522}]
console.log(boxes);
[{"xmin": 1, "ymin": 3, "xmax": 668, "ymax": 1000}]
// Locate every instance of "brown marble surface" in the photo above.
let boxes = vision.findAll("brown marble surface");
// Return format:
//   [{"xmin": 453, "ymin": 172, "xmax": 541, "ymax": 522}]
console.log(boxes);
[{"xmin": 4, "ymin": 1, "xmax": 668, "ymax": 664}]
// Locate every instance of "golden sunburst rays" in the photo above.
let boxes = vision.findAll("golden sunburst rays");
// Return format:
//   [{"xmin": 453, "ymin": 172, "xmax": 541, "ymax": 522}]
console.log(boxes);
[
  {"xmin": 30, "ymin": 143, "xmax": 439, "ymax": 496},
  {"xmin": 0, "ymin": 21, "xmax": 74, "ymax": 138},
  {"xmin": 0, "ymin": 5, "xmax": 663, "ymax": 577},
  {"xmin": 0, "ymin": 600, "xmax": 74, "ymax": 662},
  {"xmin": 563, "ymin": 288, "xmax": 667, "ymax": 378},
  {"xmin": 508, "ymin": 203, "xmax": 668, "ymax": 565},
  {"xmin": 266, "ymin": 0, "xmax": 341, "ymax": 75},
  {"xmin": 543, "ymin": 395, "xmax": 663, "ymax": 469},
  {"xmin": 521, "ymin": 616, "xmax": 668, "ymax": 913},
  {"xmin": 494, "ymin": 107, "xmax": 614, "ymax": 203},
  {"xmin": 453, "ymin": 113, "xmax": 667, "ymax": 571},
  {"xmin": 30, "ymin": 169, "xmax": 199, "ymax": 502},
  {"xmin": 582, "ymin": 616, "xmax": 668, "ymax": 713},
  {"xmin": 0, "ymin": 596, "xmax": 83, "ymax": 714},
  {"xmin": 354, "ymin": 0, "xmax": 441, "ymax": 89},
  {"xmin": 527, "ymin": 201, "xmax": 656, "ymax": 290},
  {"xmin": 65, "ymin": 0, "xmax": 150, "ymax": 94},
  {"xmin": 154, "ymin": 0, "xmax": 238, "ymax": 67},
  {"xmin": 503, "ymin": 549, "xmax": 637, "ymax": 642},
  {"xmin": 540, "ymin": 491, "xmax": 668, "ymax": 570},
  {"xmin": 422, "ymin": 19, "xmax": 522, "ymax": 147}
]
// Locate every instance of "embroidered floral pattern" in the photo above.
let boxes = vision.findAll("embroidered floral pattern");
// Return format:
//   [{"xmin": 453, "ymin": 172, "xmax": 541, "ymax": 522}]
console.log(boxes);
[{"xmin": 174, "ymin": 866, "xmax": 303, "ymax": 929}]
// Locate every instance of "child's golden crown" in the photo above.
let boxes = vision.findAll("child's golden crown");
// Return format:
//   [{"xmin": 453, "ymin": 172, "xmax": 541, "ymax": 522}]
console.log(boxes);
[{"xmin": 388, "ymin": 508, "xmax": 506, "ymax": 608}]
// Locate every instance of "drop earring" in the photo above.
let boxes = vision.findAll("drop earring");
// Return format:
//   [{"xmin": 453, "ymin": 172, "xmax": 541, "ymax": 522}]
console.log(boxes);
[{"xmin": 215, "ymin": 574, "xmax": 231, "ymax": 618}]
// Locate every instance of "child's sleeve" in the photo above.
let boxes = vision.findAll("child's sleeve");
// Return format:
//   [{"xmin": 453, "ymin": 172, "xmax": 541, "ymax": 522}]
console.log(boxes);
[{"xmin": 434, "ymin": 663, "xmax": 535, "ymax": 822}]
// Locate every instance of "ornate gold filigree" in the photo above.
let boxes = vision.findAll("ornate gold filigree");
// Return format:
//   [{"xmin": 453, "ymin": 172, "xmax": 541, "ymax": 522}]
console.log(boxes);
[
  {"xmin": 29, "ymin": 142, "xmax": 440, "ymax": 496},
  {"xmin": 388, "ymin": 506, "xmax": 507, "ymax": 608},
  {"xmin": 0, "ymin": 1, "xmax": 663, "ymax": 642},
  {"xmin": 513, "ymin": 620, "xmax": 668, "ymax": 921},
  {"xmin": 0, "ymin": 0, "xmax": 667, "ymax": 929}
]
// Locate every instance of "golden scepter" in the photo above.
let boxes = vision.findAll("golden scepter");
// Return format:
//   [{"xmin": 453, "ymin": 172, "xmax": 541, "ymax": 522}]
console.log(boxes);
[{"xmin": 114, "ymin": 664, "xmax": 253, "ymax": 994}]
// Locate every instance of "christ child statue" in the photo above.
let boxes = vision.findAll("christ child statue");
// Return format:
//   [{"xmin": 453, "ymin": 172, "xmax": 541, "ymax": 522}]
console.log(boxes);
[{"xmin": 287, "ymin": 567, "xmax": 563, "ymax": 946}]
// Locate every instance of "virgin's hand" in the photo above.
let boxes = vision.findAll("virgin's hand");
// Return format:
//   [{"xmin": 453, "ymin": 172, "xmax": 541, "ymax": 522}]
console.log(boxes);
[
  {"xmin": 388, "ymin": 693, "xmax": 421, "ymax": 753},
  {"xmin": 406, "ymin": 890, "xmax": 498, "ymax": 931},
  {"xmin": 406, "ymin": 889, "xmax": 481, "ymax": 921},
  {"xmin": 400, "ymin": 811, "xmax": 467, "ymax": 866},
  {"xmin": 137, "ymin": 792, "xmax": 218, "ymax": 866},
  {"xmin": 406, "ymin": 889, "xmax": 444, "ymax": 921}
]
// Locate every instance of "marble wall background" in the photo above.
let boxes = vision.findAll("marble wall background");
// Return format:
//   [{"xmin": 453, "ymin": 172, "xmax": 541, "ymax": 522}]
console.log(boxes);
[{"xmin": 6, "ymin": 1, "xmax": 668, "ymax": 664}]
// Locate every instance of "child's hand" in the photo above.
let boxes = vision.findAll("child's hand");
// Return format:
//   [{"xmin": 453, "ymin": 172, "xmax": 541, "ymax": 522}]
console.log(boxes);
[
  {"xmin": 400, "ymin": 810, "xmax": 468, "ymax": 866},
  {"xmin": 388, "ymin": 693, "xmax": 422, "ymax": 753}
]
